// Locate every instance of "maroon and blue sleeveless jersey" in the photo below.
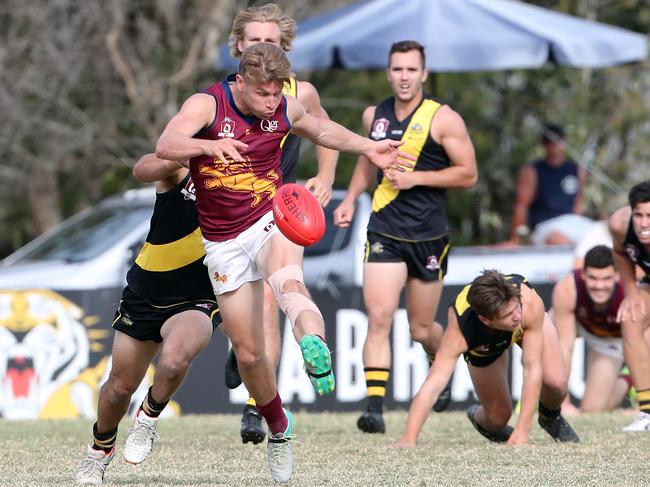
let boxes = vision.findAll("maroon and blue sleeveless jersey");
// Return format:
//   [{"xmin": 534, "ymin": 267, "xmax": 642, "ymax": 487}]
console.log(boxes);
[
  {"xmin": 573, "ymin": 269, "xmax": 624, "ymax": 337},
  {"xmin": 190, "ymin": 75, "xmax": 291, "ymax": 241}
]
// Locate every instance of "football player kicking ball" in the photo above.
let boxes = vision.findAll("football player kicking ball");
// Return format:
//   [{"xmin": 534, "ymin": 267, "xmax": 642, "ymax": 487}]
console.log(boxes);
[
  {"xmin": 222, "ymin": 3, "xmax": 339, "ymax": 445},
  {"xmin": 390, "ymin": 270, "xmax": 579, "ymax": 448}
]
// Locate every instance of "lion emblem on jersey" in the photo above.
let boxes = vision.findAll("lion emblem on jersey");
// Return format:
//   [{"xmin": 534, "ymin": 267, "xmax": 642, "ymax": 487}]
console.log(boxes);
[{"xmin": 200, "ymin": 156, "xmax": 279, "ymax": 207}]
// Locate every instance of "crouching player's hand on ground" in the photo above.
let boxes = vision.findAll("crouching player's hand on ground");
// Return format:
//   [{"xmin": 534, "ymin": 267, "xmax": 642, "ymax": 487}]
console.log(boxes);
[
  {"xmin": 386, "ymin": 439, "xmax": 416, "ymax": 449},
  {"xmin": 506, "ymin": 428, "xmax": 530, "ymax": 446}
]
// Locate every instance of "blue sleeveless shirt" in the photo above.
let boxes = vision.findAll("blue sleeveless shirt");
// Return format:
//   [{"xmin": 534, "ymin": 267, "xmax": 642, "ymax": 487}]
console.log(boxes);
[{"xmin": 529, "ymin": 159, "xmax": 579, "ymax": 229}]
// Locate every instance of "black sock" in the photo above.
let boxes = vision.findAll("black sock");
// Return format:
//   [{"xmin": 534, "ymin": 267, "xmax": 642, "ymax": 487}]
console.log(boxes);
[
  {"xmin": 92, "ymin": 423, "xmax": 118, "ymax": 453},
  {"xmin": 539, "ymin": 401, "xmax": 560, "ymax": 420},
  {"xmin": 141, "ymin": 386, "xmax": 169, "ymax": 418},
  {"xmin": 364, "ymin": 367, "xmax": 390, "ymax": 414}
]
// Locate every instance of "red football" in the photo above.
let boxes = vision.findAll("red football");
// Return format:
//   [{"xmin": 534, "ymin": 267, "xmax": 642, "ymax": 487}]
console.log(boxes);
[{"xmin": 272, "ymin": 183, "xmax": 325, "ymax": 246}]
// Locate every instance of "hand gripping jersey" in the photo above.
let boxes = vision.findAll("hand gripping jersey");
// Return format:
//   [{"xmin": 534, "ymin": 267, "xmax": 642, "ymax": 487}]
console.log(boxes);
[
  {"xmin": 127, "ymin": 174, "xmax": 215, "ymax": 306},
  {"xmin": 190, "ymin": 75, "xmax": 291, "ymax": 241},
  {"xmin": 453, "ymin": 274, "xmax": 529, "ymax": 367},
  {"xmin": 367, "ymin": 95, "xmax": 452, "ymax": 241},
  {"xmin": 573, "ymin": 269, "xmax": 623, "ymax": 338}
]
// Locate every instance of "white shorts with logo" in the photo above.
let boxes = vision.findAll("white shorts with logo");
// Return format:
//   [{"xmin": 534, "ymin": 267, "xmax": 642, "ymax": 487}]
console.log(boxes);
[
  {"xmin": 203, "ymin": 211, "xmax": 279, "ymax": 295},
  {"xmin": 577, "ymin": 323, "xmax": 623, "ymax": 361}
]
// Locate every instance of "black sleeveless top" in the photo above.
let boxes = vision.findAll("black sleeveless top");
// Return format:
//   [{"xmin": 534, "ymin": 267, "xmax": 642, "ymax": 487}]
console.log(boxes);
[
  {"xmin": 126, "ymin": 174, "xmax": 215, "ymax": 306},
  {"xmin": 367, "ymin": 95, "xmax": 451, "ymax": 241},
  {"xmin": 623, "ymin": 217, "xmax": 650, "ymax": 280},
  {"xmin": 279, "ymin": 77, "xmax": 300, "ymax": 184}
]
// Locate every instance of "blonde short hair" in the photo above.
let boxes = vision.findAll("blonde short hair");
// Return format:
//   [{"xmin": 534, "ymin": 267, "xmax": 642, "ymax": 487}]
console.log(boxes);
[
  {"xmin": 238, "ymin": 43, "xmax": 292, "ymax": 88},
  {"xmin": 229, "ymin": 3, "xmax": 297, "ymax": 58}
]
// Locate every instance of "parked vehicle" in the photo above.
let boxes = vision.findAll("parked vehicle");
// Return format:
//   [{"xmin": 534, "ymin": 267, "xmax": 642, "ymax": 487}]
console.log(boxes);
[
  {"xmin": 0, "ymin": 188, "xmax": 372, "ymax": 290},
  {"xmin": 0, "ymin": 186, "xmax": 575, "ymax": 290}
]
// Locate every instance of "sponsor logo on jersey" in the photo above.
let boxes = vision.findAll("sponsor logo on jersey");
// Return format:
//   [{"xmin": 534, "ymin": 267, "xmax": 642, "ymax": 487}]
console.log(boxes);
[
  {"xmin": 625, "ymin": 244, "xmax": 639, "ymax": 262},
  {"xmin": 371, "ymin": 118, "xmax": 389, "ymax": 139},
  {"xmin": 181, "ymin": 178, "xmax": 197, "ymax": 201},
  {"xmin": 260, "ymin": 119, "xmax": 279, "ymax": 133},
  {"xmin": 218, "ymin": 117, "xmax": 236, "ymax": 138}
]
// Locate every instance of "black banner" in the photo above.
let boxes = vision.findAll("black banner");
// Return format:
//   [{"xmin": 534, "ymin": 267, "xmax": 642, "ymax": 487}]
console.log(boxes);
[{"xmin": 1, "ymin": 283, "xmax": 584, "ymax": 419}]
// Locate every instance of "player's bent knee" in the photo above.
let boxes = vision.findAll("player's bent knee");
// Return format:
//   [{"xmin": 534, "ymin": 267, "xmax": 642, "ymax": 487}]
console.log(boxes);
[
  {"xmin": 104, "ymin": 377, "xmax": 139, "ymax": 402},
  {"xmin": 157, "ymin": 355, "xmax": 191, "ymax": 379},
  {"xmin": 367, "ymin": 308, "xmax": 396, "ymax": 330},
  {"xmin": 544, "ymin": 377, "xmax": 568, "ymax": 397},
  {"xmin": 409, "ymin": 322, "xmax": 432, "ymax": 343},
  {"xmin": 268, "ymin": 265, "xmax": 322, "ymax": 328},
  {"xmin": 231, "ymin": 344, "xmax": 264, "ymax": 370}
]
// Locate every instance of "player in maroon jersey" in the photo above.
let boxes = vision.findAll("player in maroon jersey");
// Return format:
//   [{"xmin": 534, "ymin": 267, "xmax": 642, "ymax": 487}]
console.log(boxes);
[
  {"xmin": 552, "ymin": 245, "xmax": 633, "ymax": 413},
  {"xmin": 155, "ymin": 43, "xmax": 413, "ymax": 483},
  {"xmin": 224, "ymin": 3, "xmax": 340, "ymax": 446}
]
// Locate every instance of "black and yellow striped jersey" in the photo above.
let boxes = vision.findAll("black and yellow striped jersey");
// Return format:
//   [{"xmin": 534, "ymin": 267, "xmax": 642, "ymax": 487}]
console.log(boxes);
[
  {"xmin": 453, "ymin": 274, "xmax": 530, "ymax": 365},
  {"xmin": 368, "ymin": 95, "xmax": 451, "ymax": 241},
  {"xmin": 126, "ymin": 173, "xmax": 215, "ymax": 306},
  {"xmin": 279, "ymin": 77, "xmax": 300, "ymax": 184},
  {"xmin": 624, "ymin": 217, "xmax": 650, "ymax": 279}
]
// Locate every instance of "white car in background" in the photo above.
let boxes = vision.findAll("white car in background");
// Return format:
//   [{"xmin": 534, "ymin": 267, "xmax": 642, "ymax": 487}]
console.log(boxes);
[
  {"xmin": 0, "ymin": 186, "xmax": 576, "ymax": 290},
  {"xmin": 0, "ymin": 188, "xmax": 374, "ymax": 291}
]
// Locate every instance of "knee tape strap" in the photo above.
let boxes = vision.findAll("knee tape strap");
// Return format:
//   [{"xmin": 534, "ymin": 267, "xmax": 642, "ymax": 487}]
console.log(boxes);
[{"xmin": 268, "ymin": 265, "xmax": 322, "ymax": 328}]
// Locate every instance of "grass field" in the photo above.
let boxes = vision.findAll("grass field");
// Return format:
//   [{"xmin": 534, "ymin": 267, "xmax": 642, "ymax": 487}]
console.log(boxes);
[{"xmin": 1, "ymin": 410, "xmax": 648, "ymax": 486}]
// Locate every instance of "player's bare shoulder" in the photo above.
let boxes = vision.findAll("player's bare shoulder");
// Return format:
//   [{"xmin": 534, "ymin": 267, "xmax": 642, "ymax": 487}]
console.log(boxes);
[
  {"xmin": 552, "ymin": 272, "xmax": 577, "ymax": 311},
  {"xmin": 285, "ymin": 95, "xmax": 306, "ymax": 124},
  {"xmin": 521, "ymin": 283, "xmax": 545, "ymax": 328},
  {"xmin": 609, "ymin": 206, "xmax": 631, "ymax": 240},
  {"xmin": 295, "ymin": 80, "xmax": 319, "ymax": 104},
  {"xmin": 361, "ymin": 106, "xmax": 377, "ymax": 132},
  {"xmin": 430, "ymin": 104, "xmax": 467, "ymax": 140}
]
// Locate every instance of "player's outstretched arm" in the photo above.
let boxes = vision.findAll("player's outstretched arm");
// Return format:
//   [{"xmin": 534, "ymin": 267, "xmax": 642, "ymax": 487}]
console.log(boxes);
[
  {"xmin": 509, "ymin": 165, "xmax": 537, "ymax": 243},
  {"xmin": 333, "ymin": 107, "xmax": 379, "ymax": 228},
  {"xmin": 133, "ymin": 153, "xmax": 188, "ymax": 193},
  {"xmin": 390, "ymin": 309, "xmax": 466, "ymax": 448},
  {"xmin": 511, "ymin": 288, "xmax": 544, "ymax": 445},
  {"xmin": 287, "ymin": 97, "xmax": 414, "ymax": 171},
  {"xmin": 299, "ymin": 82, "xmax": 339, "ymax": 207},
  {"xmin": 156, "ymin": 93, "xmax": 248, "ymax": 163},
  {"xmin": 133, "ymin": 153, "xmax": 187, "ymax": 183},
  {"xmin": 550, "ymin": 273, "xmax": 578, "ymax": 373}
]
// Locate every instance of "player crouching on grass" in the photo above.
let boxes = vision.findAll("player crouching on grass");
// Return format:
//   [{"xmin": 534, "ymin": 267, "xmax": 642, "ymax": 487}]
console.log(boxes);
[{"xmin": 390, "ymin": 270, "xmax": 580, "ymax": 447}]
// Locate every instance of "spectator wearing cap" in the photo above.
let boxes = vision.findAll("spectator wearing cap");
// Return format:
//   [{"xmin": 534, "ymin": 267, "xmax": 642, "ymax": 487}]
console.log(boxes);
[{"xmin": 509, "ymin": 123, "xmax": 594, "ymax": 246}]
